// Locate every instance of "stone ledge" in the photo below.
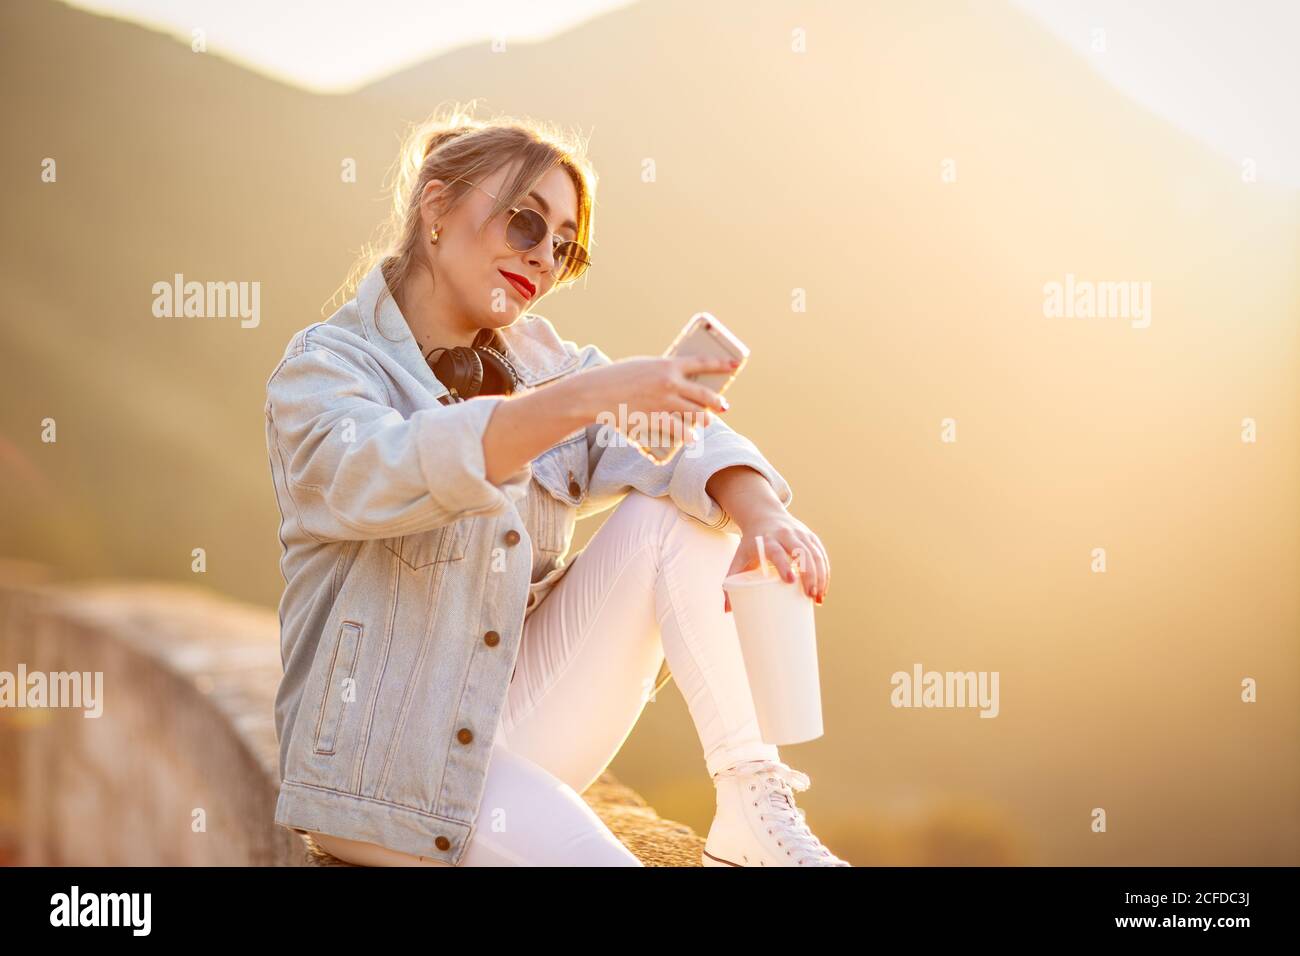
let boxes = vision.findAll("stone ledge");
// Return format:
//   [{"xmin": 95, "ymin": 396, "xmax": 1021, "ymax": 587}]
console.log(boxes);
[{"xmin": 0, "ymin": 564, "xmax": 702, "ymax": 866}]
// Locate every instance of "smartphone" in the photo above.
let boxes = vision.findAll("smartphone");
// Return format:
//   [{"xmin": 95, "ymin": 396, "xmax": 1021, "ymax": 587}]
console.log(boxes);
[
  {"xmin": 665, "ymin": 311, "xmax": 750, "ymax": 394},
  {"xmin": 633, "ymin": 312, "xmax": 750, "ymax": 464}
]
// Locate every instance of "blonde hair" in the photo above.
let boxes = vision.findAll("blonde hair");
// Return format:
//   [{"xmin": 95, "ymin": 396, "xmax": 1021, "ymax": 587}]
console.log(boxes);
[{"xmin": 337, "ymin": 100, "xmax": 597, "ymax": 331}]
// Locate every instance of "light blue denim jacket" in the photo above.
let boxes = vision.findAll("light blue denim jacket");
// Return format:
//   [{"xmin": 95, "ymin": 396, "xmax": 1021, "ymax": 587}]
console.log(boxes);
[{"xmin": 264, "ymin": 262, "xmax": 793, "ymax": 863}]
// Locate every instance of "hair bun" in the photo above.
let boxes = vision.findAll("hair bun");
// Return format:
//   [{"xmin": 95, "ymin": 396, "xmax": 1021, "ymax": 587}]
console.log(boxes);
[{"xmin": 423, "ymin": 125, "xmax": 472, "ymax": 160}]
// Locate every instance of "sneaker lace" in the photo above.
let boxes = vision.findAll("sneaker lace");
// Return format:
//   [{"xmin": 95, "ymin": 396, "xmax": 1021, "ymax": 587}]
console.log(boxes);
[{"xmin": 714, "ymin": 759, "xmax": 850, "ymax": 866}]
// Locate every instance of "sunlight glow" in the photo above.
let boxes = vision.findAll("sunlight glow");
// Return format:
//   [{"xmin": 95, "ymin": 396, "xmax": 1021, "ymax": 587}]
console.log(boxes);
[{"xmin": 60, "ymin": 0, "xmax": 636, "ymax": 94}]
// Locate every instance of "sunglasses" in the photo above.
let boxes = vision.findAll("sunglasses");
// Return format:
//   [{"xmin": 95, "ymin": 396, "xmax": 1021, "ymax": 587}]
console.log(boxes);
[{"xmin": 453, "ymin": 178, "xmax": 592, "ymax": 283}]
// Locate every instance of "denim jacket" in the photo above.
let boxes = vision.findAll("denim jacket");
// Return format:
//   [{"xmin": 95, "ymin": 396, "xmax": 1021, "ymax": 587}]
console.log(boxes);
[{"xmin": 264, "ymin": 262, "xmax": 793, "ymax": 863}]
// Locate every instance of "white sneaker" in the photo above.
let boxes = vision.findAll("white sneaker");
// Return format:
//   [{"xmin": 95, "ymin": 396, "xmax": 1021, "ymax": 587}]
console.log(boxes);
[{"xmin": 702, "ymin": 759, "xmax": 851, "ymax": 867}]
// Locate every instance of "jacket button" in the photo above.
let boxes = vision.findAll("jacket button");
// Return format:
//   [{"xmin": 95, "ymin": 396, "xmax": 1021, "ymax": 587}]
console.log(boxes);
[
  {"xmin": 483, "ymin": 630, "xmax": 500, "ymax": 647},
  {"xmin": 457, "ymin": 728, "xmax": 473, "ymax": 745},
  {"xmin": 567, "ymin": 471, "xmax": 581, "ymax": 497},
  {"xmin": 504, "ymin": 529, "xmax": 521, "ymax": 546},
  {"xmin": 435, "ymin": 836, "xmax": 451, "ymax": 851}
]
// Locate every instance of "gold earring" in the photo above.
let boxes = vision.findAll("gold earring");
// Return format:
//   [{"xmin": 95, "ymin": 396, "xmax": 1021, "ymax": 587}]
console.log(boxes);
[{"xmin": 430, "ymin": 224, "xmax": 440, "ymax": 245}]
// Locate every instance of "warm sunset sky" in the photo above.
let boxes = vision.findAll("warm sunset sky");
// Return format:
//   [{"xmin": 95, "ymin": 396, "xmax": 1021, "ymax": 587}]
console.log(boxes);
[{"xmin": 60, "ymin": 0, "xmax": 1300, "ymax": 187}]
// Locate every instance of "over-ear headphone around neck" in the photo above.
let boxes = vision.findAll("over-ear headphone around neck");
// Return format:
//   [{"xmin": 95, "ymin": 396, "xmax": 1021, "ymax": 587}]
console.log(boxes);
[{"xmin": 423, "ymin": 327, "xmax": 522, "ymax": 404}]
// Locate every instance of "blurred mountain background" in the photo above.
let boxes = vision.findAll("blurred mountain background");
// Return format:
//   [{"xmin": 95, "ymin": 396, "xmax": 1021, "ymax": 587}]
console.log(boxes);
[{"xmin": 1, "ymin": 0, "xmax": 1296, "ymax": 864}]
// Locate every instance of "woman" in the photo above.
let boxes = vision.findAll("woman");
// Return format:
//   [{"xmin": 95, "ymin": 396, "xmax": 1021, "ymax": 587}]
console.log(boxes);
[{"xmin": 264, "ymin": 107, "xmax": 845, "ymax": 866}]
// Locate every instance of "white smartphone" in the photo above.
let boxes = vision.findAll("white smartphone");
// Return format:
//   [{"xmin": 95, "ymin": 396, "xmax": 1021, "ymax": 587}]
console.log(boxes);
[{"xmin": 633, "ymin": 312, "xmax": 751, "ymax": 464}]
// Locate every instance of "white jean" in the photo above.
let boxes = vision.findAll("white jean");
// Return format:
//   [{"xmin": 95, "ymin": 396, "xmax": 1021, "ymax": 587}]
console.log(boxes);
[{"xmin": 310, "ymin": 490, "xmax": 781, "ymax": 866}]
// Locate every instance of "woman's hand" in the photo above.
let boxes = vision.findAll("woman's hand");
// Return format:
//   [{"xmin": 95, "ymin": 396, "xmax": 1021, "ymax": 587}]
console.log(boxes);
[
  {"xmin": 574, "ymin": 355, "xmax": 738, "ymax": 445},
  {"xmin": 723, "ymin": 509, "xmax": 830, "ymax": 612}
]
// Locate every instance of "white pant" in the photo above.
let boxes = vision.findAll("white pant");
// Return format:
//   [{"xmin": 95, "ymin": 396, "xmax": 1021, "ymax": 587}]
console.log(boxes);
[{"xmin": 311, "ymin": 490, "xmax": 780, "ymax": 866}]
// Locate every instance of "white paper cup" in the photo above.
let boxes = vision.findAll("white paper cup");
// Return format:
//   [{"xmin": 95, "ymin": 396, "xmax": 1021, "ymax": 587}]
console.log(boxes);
[{"xmin": 722, "ymin": 566, "xmax": 824, "ymax": 744}]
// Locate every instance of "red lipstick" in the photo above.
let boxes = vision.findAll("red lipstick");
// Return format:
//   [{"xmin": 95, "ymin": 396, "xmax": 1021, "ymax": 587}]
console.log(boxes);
[{"xmin": 499, "ymin": 269, "xmax": 535, "ymax": 300}]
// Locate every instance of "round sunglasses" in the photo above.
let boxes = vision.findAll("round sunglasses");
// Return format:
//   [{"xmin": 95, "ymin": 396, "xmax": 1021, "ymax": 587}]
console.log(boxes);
[{"xmin": 452, "ymin": 177, "xmax": 592, "ymax": 283}]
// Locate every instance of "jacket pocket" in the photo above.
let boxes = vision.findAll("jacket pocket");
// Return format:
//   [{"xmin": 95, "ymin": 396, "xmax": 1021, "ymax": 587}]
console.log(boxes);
[
  {"xmin": 534, "ymin": 429, "xmax": 588, "ymax": 507},
  {"xmin": 314, "ymin": 620, "xmax": 364, "ymax": 755},
  {"xmin": 383, "ymin": 516, "xmax": 475, "ymax": 571},
  {"xmin": 528, "ymin": 479, "xmax": 564, "ymax": 553},
  {"xmin": 532, "ymin": 430, "xmax": 587, "ymax": 553}
]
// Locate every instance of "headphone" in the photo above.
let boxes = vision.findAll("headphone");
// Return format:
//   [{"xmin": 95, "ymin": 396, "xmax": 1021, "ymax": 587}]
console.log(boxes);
[{"xmin": 423, "ymin": 327, "xmax": 522, "ymax": 403}]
